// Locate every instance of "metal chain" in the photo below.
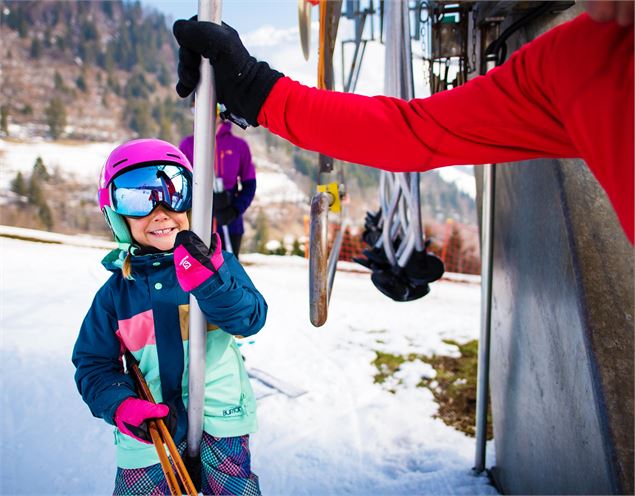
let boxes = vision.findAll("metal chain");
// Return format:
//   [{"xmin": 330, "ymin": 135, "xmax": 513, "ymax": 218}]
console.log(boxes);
[
  {"xmin": 419, "ymin": 1, "xmax": 431, "ymax": 90},
  {"xmin": 470, "ymin": 6, "xmax": 478, "ymax": 73}
]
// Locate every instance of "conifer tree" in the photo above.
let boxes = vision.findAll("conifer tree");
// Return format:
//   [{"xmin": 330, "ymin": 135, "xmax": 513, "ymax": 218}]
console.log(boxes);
[
  {"xmin": 28, "ymin": 174, "xmax": 45, "ymax": 206},
  {"xmin": 446, "ymin": 224, "xmax": 464, "ymax": 273},
  {"xmin": 291, "ymin": 238, "xmax": 304, "ymax": 257},
  {"xmin": 44, "ymin": 27, "xmax": 52, "ymax": 48},
  {"xmin": 10, "ymin": 172, "xmax": 27, "ymax": 196},
  {"xmin": 253, "ymin": 209, "xmax": 270, "ymax": 254},
  {"xmin": 54, "ymin": 71, "xmax": 66, "ymax": 92},
  {"xmin": 158, "ymin": 117, "xmax": 173, "ymax": 143},
  {"xmin": 38, "ymin": 202, "xmax": 54, "ymax": 231},
  {"xmin": 76, "ymin": 71, "xmax": 88, "ymax": 92},
  {"xmin": 30, "ymin": 38, "xmax": 42, "ymax": 59},
  {"xmin": 45, "ymin": 97, "xmax": 67, "ymax": 139},
  {"xmin": 32, "ymin": 157, "xmax": 50, "ymax": 181},
  {"xmin": 0, "ymin": 105, "xmax": 8, "ymax": 135},
  {"xmin": 18, "ymin": 19, "xmax": 27, "ymax": 38},
  {"xmin": 128, "ymin": 103, "xmax": 153, "ymax": 136}
]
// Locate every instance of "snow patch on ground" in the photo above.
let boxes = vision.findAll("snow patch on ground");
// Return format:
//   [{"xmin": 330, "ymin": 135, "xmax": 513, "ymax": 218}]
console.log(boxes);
[{"xmin": 1, "ymin": 231, "xmax": 496, "ymax": 495}]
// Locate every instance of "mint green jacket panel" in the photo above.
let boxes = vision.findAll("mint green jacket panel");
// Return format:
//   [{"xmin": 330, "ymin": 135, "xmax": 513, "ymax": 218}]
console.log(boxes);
[{"xmin": 115, "ymin": 331, "xmax": 257, "ymax": 469}]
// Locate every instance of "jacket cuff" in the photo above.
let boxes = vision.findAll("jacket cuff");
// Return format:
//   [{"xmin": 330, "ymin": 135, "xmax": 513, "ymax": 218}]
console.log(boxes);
[
  {"xmin": 103, "ymin": 391, "xmax": 136, "ymax": 426},
  {"xmin": 189, "ymin": 255, "xmax": 232, "ymax": 299},
  {"xmin": 257, "ymin": 76, "xmax": 291, "ymax": 127}
]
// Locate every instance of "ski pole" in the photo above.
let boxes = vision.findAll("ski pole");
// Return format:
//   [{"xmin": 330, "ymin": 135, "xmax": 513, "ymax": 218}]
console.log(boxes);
[
  {"xmin": 147, "ymin": 420, "xmax": 182, "ymax": 496},
  {"xmin": 124, "ymin": 351, "xmax": 198, "ymax": 496},
  {"xmin": 189, "ymin": 0, "xmax": 221, "ymax": 479}
]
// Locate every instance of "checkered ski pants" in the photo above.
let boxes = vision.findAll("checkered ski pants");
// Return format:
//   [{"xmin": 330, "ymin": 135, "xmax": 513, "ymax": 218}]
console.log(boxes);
[{"xmin": 113, "ymin": 432, "xmax": 260, "ymax": 495}]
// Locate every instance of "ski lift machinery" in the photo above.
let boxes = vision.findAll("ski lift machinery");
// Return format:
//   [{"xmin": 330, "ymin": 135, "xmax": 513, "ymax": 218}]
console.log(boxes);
[
  {"xmin": 307, "ymin": 0, "xmax": 344, "ymax": 327},
  {"xmin": 300, "ymin": 0, "xmax": 498, "ymax": 477},
  {"xmin": 307, "ymin": 0, "xmax": 453, "ymax": 328},
  {"xmin": 306, "ymin": 0, "xmax": 382, "ymax": 327}
]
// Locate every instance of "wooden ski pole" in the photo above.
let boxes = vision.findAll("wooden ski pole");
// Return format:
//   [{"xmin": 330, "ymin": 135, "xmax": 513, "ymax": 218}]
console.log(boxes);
[
  {"xmin": 124, "ymin": 351, "xmax": 198, "ymax": 496},
  {"xmin": 147, "ymin": 420, "xmax": 182, "ymax": 496}
]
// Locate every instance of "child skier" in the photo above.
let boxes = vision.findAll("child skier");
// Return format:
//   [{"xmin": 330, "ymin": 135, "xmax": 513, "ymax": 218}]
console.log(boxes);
[{"xmin": 72, "ymin": 138, "xmax": 267, "ymax": 495}]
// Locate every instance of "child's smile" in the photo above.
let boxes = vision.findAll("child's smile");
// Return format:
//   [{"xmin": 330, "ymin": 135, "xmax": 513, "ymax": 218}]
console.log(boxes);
[{"xmin": 127, "ymin": 206, "xmax": 189, "ymax": 251}]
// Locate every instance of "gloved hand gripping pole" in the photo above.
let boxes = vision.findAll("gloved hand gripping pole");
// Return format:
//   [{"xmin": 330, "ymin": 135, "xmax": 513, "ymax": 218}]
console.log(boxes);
[{"xmin": 124, "ymin": 351, "xmax": 198, "ymax": 496}]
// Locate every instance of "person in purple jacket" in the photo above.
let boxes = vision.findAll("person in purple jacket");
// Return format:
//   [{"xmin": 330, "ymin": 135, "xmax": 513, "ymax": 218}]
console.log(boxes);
[{"xmin": 179, "ymin": 104, "xmax": 257, "ymax": 258}]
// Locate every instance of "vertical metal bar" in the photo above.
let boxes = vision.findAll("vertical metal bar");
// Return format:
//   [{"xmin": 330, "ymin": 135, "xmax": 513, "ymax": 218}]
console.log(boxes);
[
  {"xmin": 326, "ymin": 216, "xmax": 346, "ymax": 301},
  {"xmin": 410, "ymin": 172, "xmax": 424, "ymax": 252},
  {"xmin": 187, "ymin": 0, "xmax": 221, "ymax": 460},
  {"xmin": 309, "ymin": 192, "xmax": 330, "ymax": 327},
  {"xmin": 474, "ymin": 162, "xmax": 495, "ymax": 472},
  {"xmin": 473, "ymin": 35, "xmax": 499, "ymax": 472}
]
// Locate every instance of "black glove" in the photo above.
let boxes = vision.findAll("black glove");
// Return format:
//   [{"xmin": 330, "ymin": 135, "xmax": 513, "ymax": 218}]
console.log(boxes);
[
  {"xmin": 173, "ymin": 20, "xmax": 284, "ymax": 126},
  {"xmin": 215, "ymin": 205, "xmax": 239, "ymax": 226},
  {"xmin": 214, "ymin": 190, "xmax": 233, "ymax": 210}
]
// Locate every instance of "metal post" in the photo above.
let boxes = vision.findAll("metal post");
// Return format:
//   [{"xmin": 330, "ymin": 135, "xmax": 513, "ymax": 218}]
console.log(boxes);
[
  {"xmin": 187, "ymin": 0, "xmax": 221, "ymax": 461},
  {"xmin": 309, "ymin": 192, "xmax": 330, "ymax": 327},
  {"xmin": 474, "ymin": 162, "xmax": 495, "ymax": 472},
  {"xmin": 326, "ymin": 216, "xmax": 346, "ymax": 301}
]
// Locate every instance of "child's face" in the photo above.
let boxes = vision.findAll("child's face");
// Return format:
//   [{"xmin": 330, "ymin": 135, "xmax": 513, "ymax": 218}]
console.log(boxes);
[{"xmin": 126, "ymin": 206, "xmax": 189, "ymax": 251}]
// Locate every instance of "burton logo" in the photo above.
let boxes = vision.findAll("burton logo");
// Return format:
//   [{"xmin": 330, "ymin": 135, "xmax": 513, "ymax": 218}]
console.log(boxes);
[
  {"xmin": 179, "ymin": 256, "xmax": 192, "ymax": 270},
  {"xmin": 222, "ymin": 406, "xmax": 243, "ymax": 416}
]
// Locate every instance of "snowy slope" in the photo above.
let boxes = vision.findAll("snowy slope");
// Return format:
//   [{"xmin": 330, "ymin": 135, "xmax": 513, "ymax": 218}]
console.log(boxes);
[
  {"xmin": 0, "ymin": 138, "xmax": 474, "ymax": 203},
  {"xmin": 0, "ymin": 139, "xmax": 308, "ymax": 206},
  {"xmin": 0, "ymin": 139, "xmax": 117, "ymax": 187},
  {"xmin": 1, "ymin": 232, "xmax": 496, "ymax": 495}
]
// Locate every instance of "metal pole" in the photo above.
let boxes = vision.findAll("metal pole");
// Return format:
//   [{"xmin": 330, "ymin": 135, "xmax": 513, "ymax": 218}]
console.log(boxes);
[
  {"xmin": 326, "ymin": 215, "xmax": 346, "ymax": 301},
  {"xmin": 187, "ymin": 0, "xmax": 222, "ymax": 461},
  {"xmin": 474, "ymin": 162, "xmax": 495, "ymax": 472},
  {"xmin": 309, "ymin": 192, "xmax": 330, "ymax": 327}
]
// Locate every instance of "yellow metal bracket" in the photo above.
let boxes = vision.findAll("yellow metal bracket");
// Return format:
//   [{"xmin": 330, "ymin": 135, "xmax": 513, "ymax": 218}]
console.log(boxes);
[{"xmin": 317, "ymin": 182, "xmax": 341, "ymax": 213}]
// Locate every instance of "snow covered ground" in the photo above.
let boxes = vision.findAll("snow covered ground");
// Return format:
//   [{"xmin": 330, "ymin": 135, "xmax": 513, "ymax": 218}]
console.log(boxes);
[{"xmin": 1, "ymin": 230, "xmax": 497, "ymax": 495}]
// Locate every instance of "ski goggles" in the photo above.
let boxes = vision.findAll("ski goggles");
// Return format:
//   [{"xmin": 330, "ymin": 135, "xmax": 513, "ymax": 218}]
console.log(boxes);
[{"xmin": 109, "ymin": 164, "xmax": 192, "ymax": 218}]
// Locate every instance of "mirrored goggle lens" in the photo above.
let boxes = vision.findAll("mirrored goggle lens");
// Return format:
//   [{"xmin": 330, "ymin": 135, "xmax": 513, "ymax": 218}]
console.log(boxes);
[{"xmin": 110, "ymin": 164, "xmax": 192, "ymax": 217}]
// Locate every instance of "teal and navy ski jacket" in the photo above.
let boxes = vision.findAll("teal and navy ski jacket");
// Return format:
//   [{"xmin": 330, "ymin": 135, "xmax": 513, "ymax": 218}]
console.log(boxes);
[{"xmin": 72, "ymin": 248, "xmax": 267, "ymax": 469}]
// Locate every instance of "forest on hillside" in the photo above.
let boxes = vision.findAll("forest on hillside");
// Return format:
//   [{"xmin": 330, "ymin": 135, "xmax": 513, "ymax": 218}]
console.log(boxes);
[
  {"xmin": 0, "ymin": 0, "xmax": 478, "ymax": 262},
  {"xmin": 0, "ymin": 0, "xmax": 189, "ymax": 142}
]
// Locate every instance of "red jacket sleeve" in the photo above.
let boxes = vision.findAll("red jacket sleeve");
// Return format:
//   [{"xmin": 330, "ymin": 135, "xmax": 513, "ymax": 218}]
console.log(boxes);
[
  {"xmin": 258, "ymin": 13, "xmax": 633, "ymax": 242},
  {"xmin": 259, "ymin": 25, "xmax": 579, "ymax": 171}
]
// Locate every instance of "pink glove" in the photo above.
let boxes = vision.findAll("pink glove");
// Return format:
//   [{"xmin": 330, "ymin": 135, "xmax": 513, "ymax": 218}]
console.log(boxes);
[
  {"xmin": 114, "ymin": 397, "xmax": 169, "ymax": 444},
  {"xmin": 174, "ymin": 231, "xmax": 224, "ymax": 292}
]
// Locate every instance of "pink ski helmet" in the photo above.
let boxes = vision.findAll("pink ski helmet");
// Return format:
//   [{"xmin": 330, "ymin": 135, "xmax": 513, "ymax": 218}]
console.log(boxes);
[{"xmin": 98, "ymin": 139, "xmax": 193, "ymax": 246}]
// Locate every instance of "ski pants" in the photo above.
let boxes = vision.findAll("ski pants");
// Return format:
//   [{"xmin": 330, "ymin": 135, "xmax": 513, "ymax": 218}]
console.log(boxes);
[{"xmin": 113, "ymin": 432, "xmax": 260, "ymax": 495}]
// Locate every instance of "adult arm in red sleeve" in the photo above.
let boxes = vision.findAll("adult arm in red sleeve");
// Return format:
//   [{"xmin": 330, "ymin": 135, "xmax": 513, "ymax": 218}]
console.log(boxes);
[
  {"xmin": 258, "ymin": 20, "xmax": 579, "ymax": 171},
  {"xmin": 258, "ymin": 14, "xmax": 633, "ymax": 242}
]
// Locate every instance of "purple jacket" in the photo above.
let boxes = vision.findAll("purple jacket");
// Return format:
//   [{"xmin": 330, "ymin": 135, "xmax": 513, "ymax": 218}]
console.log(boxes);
[{"xmin": 179, "ymin": 122, "xmax": 256, "ymax": 235}]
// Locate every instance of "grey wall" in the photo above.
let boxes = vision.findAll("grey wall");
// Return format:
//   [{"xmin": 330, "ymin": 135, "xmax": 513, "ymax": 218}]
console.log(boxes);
[{"xmin": 474, "ymin": 5, "xmax": 633, "ymax": 495}]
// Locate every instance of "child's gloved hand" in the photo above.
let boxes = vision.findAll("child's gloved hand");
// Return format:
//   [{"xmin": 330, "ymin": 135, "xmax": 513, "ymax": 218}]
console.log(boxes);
[
  {"xmin": 114, "ymin": 397, "xmax": 170, "ymax": 444},
  {"xmin": 174, "ymin": 230, "xmax": 224, "ymax": 292}
]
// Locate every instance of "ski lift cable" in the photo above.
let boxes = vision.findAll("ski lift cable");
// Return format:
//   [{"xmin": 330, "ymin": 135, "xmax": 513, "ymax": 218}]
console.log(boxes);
[{"xmin": 375, "ymin": 0, "xmax": 422, "ymax": 270}]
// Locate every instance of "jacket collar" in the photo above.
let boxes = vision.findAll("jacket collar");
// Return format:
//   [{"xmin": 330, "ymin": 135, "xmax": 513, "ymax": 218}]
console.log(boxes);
[{"xmin": 101, "ymin": 248, "xmax": 174, "ymax": 274}]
